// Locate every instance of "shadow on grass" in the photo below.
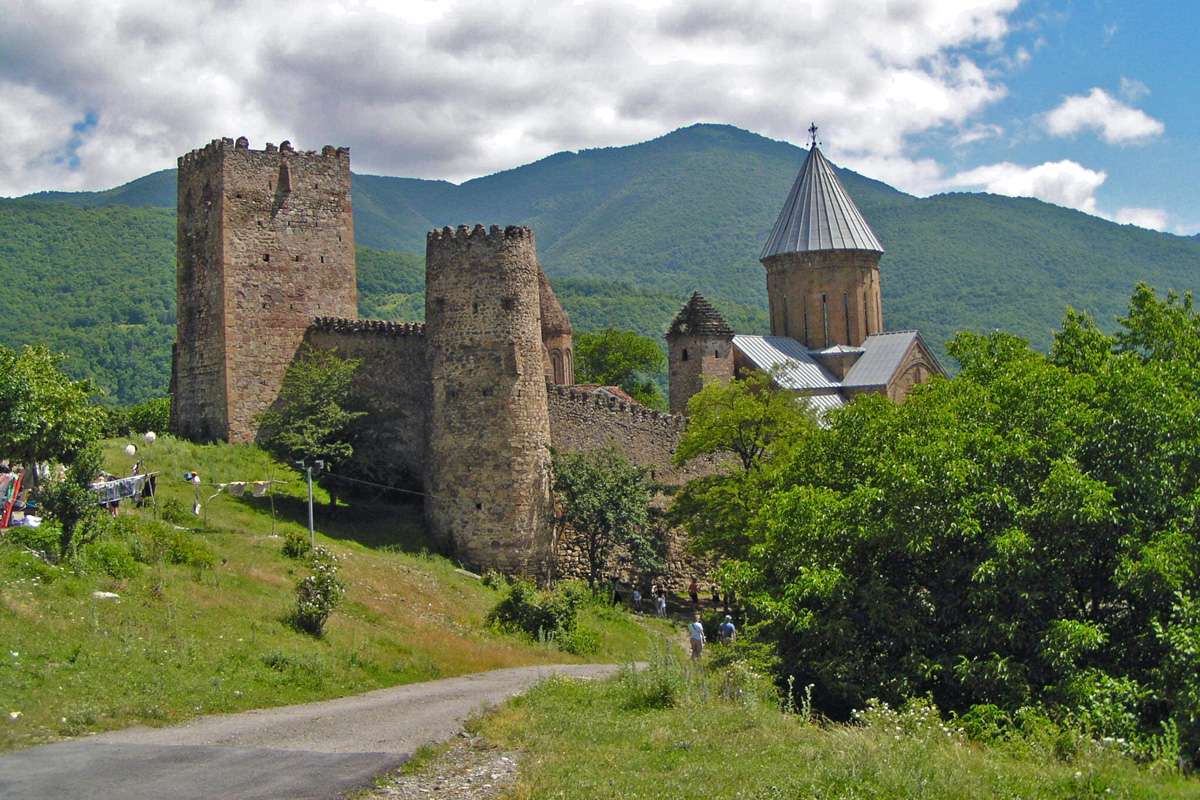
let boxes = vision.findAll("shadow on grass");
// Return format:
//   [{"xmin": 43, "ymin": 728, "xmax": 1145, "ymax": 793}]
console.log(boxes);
[{"xmin": 228, "ymin": 492, "xmax": 445, "ymax": 555}]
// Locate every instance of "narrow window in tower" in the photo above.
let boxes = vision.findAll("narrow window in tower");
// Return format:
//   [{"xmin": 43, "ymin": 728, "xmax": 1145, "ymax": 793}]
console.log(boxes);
[
  {"xmin": 781, "ymin": 297, "xmax": 789, "ymax": 336},
  {"xmin": 863, "ymin": 290, "xmax": 870, "ymax": 336},
  {"xmin": 844, "ymin": 292, "xmax": 851, "ymax": 343},
  {"xmin": 681, "ymin": 348, "xmax": 689, "ymax": 362},
  {"xmin": 320, "ymin": 256, "xmax": 325, "ymax": 263},
  {"xmin": 263, "ymin": 253, "xmax": 269, "ymax": 262},
  {"xmin": 714, "ymin": 349, "xmax": 719, "ymax": 358},
  {"xmin": 822, "ymin": 294, "xmax": 829, "ymax": 347},
  {"xmin": 803, "ymin": 298, "xmax": 810, "ymax": 347}
]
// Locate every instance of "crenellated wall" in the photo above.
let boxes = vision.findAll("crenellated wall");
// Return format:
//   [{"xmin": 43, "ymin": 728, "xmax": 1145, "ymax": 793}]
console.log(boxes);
[
  {"xmin": 545, "ymin": 383, "xmax": 723, "ymax": 591},
  {"xmin": 304, "ymin": 317, "xmax": 430, "ymax": 486}
]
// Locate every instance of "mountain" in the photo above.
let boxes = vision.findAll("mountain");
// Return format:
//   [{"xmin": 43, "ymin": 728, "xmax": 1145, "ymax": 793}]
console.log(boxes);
[{"xmin": 6, "ymin": 123, "xmax": 1200, "ymax": 403}]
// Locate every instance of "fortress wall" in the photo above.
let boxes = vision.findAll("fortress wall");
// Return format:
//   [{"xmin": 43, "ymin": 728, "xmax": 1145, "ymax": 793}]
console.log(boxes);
[
  {"xmin": 305, "ymin": 318, "xmax": 430, "ymax": 485},
  {"xmin": 546, "ymin": 384, "xmax": 722, "ymax": 591}
]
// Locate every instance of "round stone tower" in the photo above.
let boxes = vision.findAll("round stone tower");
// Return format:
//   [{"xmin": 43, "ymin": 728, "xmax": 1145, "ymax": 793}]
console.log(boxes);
[
  {"xmin": 424, "ymin": 224, "xmax": 553, "ymax": 576},
  {"xmin": 760, "ymin": 134, "xmax": 884, "ymax": 349}
]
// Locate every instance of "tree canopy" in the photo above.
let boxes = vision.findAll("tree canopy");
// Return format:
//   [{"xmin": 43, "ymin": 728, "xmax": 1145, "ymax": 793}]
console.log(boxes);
[
  {"xmin": 574, "ymin": 329, "xmax": 667, "ymax": 410},
  {"xmin": 0, "ymin": 344, "xmax": 101, "ymax": 467},
  {"xmin": 552, "ymin": 445, "xmax": 656, "ymax": 588},
  {"xmin": 675, "ymin": 284, "xmax": 1200, "ymax": 762}
]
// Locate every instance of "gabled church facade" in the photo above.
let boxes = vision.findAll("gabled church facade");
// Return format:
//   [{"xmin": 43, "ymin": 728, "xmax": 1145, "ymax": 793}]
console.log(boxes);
[{"xmin": 666, "ymin": 133, "xmax": 943, "ymax": 414}]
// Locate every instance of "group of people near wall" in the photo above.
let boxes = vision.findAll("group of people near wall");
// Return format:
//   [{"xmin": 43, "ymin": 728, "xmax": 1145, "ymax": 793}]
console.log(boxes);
[{"xmin": 620, "ymin": 575, "xmax": 738, "ymax": 660}]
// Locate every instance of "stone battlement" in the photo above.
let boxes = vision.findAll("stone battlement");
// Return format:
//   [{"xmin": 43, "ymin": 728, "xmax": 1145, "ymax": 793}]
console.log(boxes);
[
  {"xmin": 178, "ymin": 137, "xmax": 349, "ymax": 168},
  {"xmin": 427, "ymin": 224, "xmax": 533, "ymax": 245},
  {"xmin": 548, "ymin": 382, "xmax": 686, "ymax": 430},
  {"xmin": 310, "ymin": 317, "xmax": 426, "ymax": 337}
]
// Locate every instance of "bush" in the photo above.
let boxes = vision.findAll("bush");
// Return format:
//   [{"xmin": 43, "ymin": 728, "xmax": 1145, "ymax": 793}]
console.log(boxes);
[
  {"xmin": 291, "ymin": 547, "xmax": 345, "ymax": 637},
  {"xmin": 481, "ymin": 568, "xmax": 509, "ymax": 590},
  {"xmin": 127, "ymin": 397, "xmax": 170, "ymax": 435},
  {"xmin": 78, "ymin": 538, "xmax": 141, "ymax": 579},
  {"xmin": 0, "ymin": 545, "xmax": 61, "ymax": 583},
  {"xmin": 159, "ymin": 497, "xmax": 189, "ymax": 525},
  {"xmin": 282, "ymin": 529, "xmax": 312, "ymax": 560},
  {"xmin": 617, "ymin": 641, "xmax": 686, "ymax": 710},
  {"xmin": 4, "ymin": 522, "xmax": 64, "ymax": 562},
  {"xmin": 487, "ymin": 580, "xmax": 581, "ymax": 646},
  {"xmin": 90, "ymin": 513, "xmax": 215, "ymax": 570}
]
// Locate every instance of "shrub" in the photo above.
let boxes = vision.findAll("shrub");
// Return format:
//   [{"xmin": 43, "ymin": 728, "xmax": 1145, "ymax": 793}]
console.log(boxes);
[
  {"xmin": 159, "ymin": 497, "xmax": 189, "ymax": 525},
  {"xmin": 78, "ymin": 538, "xmax": 141, "ymax": 579},
  {"xmin": 0, "ymin": 545, "xmax": 61, "ymax": 583},
  {"xmin": 481, "ymin": 568, "xmax": 508, "ymax": 590},
  {"xmin": 91, "ymin": 513, "xmax": 214, "ymax": 570},
  {"xmin": 291, "ymin": 547, "xmax": 345, "ymax": 637},
  {"xmin": 617, "ymin": 641, "xmax": 686, "ymax": 710},
  {"xmin": 282, "ymin": 529, "xmax": 312, "ymax": 560},
  {"xmin": 4, "ymin": 522, "xmax": 64, "ymax": 562},
  {"xmin": 487, "ymin": 580, "xmax": 581, "ymax": 646},
  {"xmin": 127, "ymin": 397, "xmax": 170, "ymax": 435}
]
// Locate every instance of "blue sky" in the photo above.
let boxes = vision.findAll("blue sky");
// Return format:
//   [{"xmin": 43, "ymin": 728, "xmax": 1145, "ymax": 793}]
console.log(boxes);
[{"xmin": 0, "ymin": 1, "xmax": 1194, "ymax": 234}]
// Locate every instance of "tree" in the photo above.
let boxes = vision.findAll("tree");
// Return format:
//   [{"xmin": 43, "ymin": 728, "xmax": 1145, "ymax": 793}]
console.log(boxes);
[
  {"xmin": 255, "ymin": 346, "xmax": 364, "ymax": 507},
  {"xmin": 574, "ymin": 329, "xmax": 667, "ymax": 410},
  {"xmin": 0, "ymin": 344, "xmax": 101, "ymax": 469},
  {"xmin": 552, "ymin": 446, "xmax": 655, "ymax": 588},
  {"xmin": 674, "ymin": 287, "xmax": 1200, "ymax": 762},
  {"xmin": 670, "ymin": 372, "xmax": 814, "ymax": 559}
]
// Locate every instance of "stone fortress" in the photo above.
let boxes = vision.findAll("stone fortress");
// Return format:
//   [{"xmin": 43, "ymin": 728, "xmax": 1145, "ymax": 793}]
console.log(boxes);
[{"xmin": 169, "ymin": 129, "xmax": 941, "ymax": 582}]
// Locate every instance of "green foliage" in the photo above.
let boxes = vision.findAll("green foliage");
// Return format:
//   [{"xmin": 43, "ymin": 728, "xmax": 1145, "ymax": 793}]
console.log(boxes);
[
  {"xmin": 158, "ymin": 496, "xmax": 189, "ymax": 525},
  {"xmin": 574, "ymin": 328, "xmax": 667, "ymax": 410},
  {"xmin": 77, "ymin": 538, "xmax": 141, "ymax": 579},
  {"xmin": 617, "ymin": 641, "xmax": 687, "ymax": 710},
  {"xmin": 551, "ymin": 446, "xmax": 655, "ymax": 587},
  {"xmin": 40, "ymin": 444, "xmax": 105, "ymax": 554},
  {"xmin": 487, "ymin": 580, "xmax": 581, "ymax": 648},
  {"xmin": 3, "ymin": 523, "xmax": 63, "ymax": 563},
  {"xmin": 282, "ymin": 529, "xmax": 312, "ymax": 560},
  {"xmin": 0, "ymin": 344, "xmax": 101, "ymax": 466},
  {"xmin": 678, "ymin": 285, "xmax": 1200, "ymax": 763},
  {"xmin": 291, "ymin": 546, "xmax": 346, "ymax": 637},
  {"xmin": 255, "ymin": 346, "xmax": 364, "ymax": 469}
]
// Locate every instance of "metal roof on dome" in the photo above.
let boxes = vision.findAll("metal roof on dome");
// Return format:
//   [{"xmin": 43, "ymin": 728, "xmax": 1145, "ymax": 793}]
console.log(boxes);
[{"xmin": 760, "ymin": 142, "xmax": 884, "ymax": 258}]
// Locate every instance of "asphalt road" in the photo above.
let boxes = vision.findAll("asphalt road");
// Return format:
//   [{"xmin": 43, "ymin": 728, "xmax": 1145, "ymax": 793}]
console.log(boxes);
[{"xmin": 0, "ymin": 663, "xmax": 618, "ymax": 800}]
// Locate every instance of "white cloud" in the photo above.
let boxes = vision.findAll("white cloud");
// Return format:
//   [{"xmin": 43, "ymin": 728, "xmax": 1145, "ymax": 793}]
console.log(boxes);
[
  {"xmin": 944, "ymin": 160, "xmax": 1107, "ymax": 213},
  {"xmin": 0, "ymin": 0, "xmax": 1021, "ymax": 196},
  {"xmin": 952, "ymin": 122, "xmax": 1004, "ymax": 146},
  {"xmin": 1119, "ymin": 77, "xmax": 1150, "ymax": 102},
  {"xmin": 1043, "ymin": 88, "xmax": 1164, "ymax": 145},
  {"xmin": 1113, "ymin": 207, "xmax": 1168, "ymax": 232}
]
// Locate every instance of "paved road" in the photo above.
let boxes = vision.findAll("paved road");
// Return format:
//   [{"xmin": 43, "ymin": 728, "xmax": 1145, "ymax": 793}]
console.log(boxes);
[{"xmin": 0, "ymin": 663, "xmax": 618, "ymax": 800}]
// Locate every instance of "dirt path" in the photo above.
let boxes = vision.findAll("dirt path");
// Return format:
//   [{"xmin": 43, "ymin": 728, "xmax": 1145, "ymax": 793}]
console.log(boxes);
[{"xmin": 0, "ymin": 663, "xmax": 618, "ymax": 800}]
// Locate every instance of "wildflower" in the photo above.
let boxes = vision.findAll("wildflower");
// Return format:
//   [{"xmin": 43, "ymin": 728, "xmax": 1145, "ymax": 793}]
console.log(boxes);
[{"xmin": 8, "ymin": 711, "xmax": 21, "ymax": 720}]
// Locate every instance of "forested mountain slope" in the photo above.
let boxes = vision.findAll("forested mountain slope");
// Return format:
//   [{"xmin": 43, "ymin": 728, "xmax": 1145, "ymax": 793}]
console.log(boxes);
[{"xmin": 8, "ymin": 124, "xmax": 1199, "ymax": 402}]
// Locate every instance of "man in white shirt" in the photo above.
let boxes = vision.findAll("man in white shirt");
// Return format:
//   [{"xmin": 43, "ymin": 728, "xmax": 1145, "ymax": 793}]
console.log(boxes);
[{"xmin": 688, "ymin": 613, "xmax": 706, "ymax": 660}]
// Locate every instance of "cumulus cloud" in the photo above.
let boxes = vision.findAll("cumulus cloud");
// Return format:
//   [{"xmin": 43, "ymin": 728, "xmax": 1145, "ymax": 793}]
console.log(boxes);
[
  {"xmin": 0, "ymin": 0, "xmax": 1021, "ymax": 196},
  {"xmin": 944, "ymin": 159, "xmax": 1107, "ymax": 213},
  {"xmin": 1113, "ymin": 207, "xmax": 1169, "ymax": 232},
  {"xmin": 1043, "ymin": 87, "xmax": 1164, "ymax": 145}
]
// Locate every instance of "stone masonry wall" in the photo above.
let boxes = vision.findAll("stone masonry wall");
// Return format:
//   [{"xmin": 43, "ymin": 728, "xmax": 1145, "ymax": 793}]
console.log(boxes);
[
  {"xmin": 304, "ymin": 318, "xmax": 430, "ymax": 484},
  {"xmin": 764, "ymin": 250, "xmax": 883, "ymax": 349},
  {"xmin": 546, "ymin": 385, "xmax": 723, "ymax": 592},
  {"xmin": 424, "ymin": 225, "xmax": 554, "ymax": 577},
  {"xmin": 172, "ymin": 144, "xmax": 229, "ymax": 441},
  {"xmin": 667, "ymin": 334, "xmax": 735, "ymax": 414},
  {"xmin": 171, "ymin": 136, "xmax": 357, "ymax": 444}
]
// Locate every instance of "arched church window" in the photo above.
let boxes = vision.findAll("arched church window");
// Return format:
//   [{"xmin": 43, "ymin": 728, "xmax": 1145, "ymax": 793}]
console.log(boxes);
[
  {"xmin": 681, "ymin": 348, "xmax": 689, "ymax": 362},
  {"xmin": 552, "ymin": 350, "xmax": 564, "ymax": 385}
]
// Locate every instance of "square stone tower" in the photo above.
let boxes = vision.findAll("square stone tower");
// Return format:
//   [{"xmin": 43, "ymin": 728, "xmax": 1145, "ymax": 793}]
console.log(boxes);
[{"xmin": 170, "ymin": 137, "xmax": 357, "ymax": 442}]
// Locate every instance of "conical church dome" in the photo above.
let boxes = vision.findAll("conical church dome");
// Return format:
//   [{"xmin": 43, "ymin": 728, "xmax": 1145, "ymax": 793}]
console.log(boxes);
[
  {"xmin": 761, "ymin": 144, "xmax": 883, "ymax": 259},
  {"xmin": 537, "ymin": 266, "xmax": 572, "ymax": 337}
]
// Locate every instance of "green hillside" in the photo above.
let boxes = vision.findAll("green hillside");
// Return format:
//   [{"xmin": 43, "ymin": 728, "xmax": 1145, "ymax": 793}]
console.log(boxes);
[{"xmin": 6, "ymin": 123, "xmax": 1199, "ymax": 403}]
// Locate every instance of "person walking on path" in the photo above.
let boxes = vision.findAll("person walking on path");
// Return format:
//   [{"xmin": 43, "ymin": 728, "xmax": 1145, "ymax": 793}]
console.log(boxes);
[
  {"xmin": 655, "ymin": 590, "xmax": 667, "ymax": 618},
  {"xmin": 688, "ymin": 613, "xmax": 706, "ymax": 660},
  {"xmin": 632, "ymin": 587, "xmax": 643, "ymax": 614},
  {"xmin": 688, "ymin": 578, "xmax": 700, "ymax": 606},
  {"xmin": 719, "ymin": 615, "xmax": 737, "ymax": 643}
]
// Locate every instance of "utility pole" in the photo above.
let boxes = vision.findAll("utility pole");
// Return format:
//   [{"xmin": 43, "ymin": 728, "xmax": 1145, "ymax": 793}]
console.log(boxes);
[{"xmin": 305, "ymin": 464, "xmax": 315, "ymax": 548}]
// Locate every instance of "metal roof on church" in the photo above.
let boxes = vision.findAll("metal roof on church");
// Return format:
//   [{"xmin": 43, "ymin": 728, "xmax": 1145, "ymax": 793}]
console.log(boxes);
[
  {"xmin": 732, "ymin": 335, "xmax": 841, "ymax": 391},
  {"xmin": 843, "ymin": 330, "xmax": 922, "ymax": 389},
  {"xmin": 760, "ymin": 145, "xmax": 884, "ymax": 258}
]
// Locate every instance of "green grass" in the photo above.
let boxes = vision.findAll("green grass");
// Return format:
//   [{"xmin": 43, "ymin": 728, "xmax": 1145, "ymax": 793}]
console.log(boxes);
[
  {"xmin": 0, "ymin": 436, "xmax": 665, "ymax": 752},
  {"xmin": 473, "ymin": 653, "xmax": 1198, "ymax": 799}
]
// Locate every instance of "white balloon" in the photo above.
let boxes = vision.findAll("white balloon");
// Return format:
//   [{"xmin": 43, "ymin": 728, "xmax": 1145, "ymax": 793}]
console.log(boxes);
[
  {"xmin": 124, "ymin": 444, "xmax": 137, "ymax": 457},
  {"xmin": 144, "ymin": 431, "xmax": 157, "ymax": 444}
]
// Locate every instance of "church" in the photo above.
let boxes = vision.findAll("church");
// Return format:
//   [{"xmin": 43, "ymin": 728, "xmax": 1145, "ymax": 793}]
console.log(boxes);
[{"xmin": 664, "ymin": 128, "xmax": 943, "ymax": 415}]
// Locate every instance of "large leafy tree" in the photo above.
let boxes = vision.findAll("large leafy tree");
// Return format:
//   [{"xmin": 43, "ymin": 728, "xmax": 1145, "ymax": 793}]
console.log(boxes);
[
  {"xmin": 552, "ymin": 445, "xmax": 655, "ymax": 588},
  {"xmin": 255, "ymin": 346, "xmax": 364, "ymax": 505},
  {"xmin": 681, "ymin": 284, "xmax": 1200, "ymax": 760},
  {"xmin": 0, "ymin": 344, "xmax": 101, "ymax": 469},
  {"xmin": 574, "ymin": 329, "xmax": 667, "ymax": 410}
]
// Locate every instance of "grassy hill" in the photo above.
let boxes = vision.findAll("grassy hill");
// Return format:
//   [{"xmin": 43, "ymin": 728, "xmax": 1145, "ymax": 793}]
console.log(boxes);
[
  {"xmin": 0, "ymin": 437, "xmax": 666, "ymax": 752},
  {"xmin": 6, "ymin": 123, "xmax": 1200, "ymax": 402}
]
